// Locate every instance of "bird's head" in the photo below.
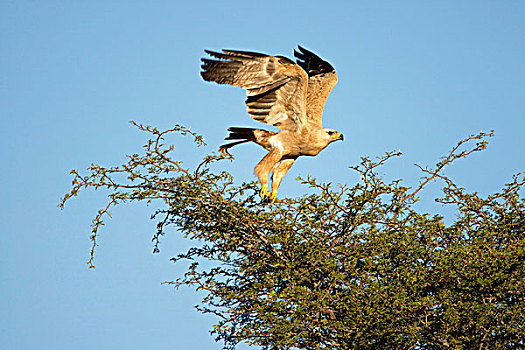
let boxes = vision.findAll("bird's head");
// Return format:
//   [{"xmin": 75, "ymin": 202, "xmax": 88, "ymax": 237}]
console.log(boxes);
[{"xmin": 324, "ymin": 129, "xmax": 344, "ymax": 142}]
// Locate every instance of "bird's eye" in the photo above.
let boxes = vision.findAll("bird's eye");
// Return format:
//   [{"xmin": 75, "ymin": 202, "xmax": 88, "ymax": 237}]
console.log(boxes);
[{"xmin": 328, "ymin": 131, "xmax": 335, "ymax": 135}]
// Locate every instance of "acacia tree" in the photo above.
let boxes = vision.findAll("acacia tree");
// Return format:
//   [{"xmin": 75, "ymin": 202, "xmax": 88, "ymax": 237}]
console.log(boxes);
[{"xmin": 60, "ymin": 122, "xmax": 524, "ymax": 349}]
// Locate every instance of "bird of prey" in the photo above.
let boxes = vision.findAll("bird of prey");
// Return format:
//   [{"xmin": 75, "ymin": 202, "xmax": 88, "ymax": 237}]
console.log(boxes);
[{"xmin": 201, "ymin": 46, "xmax": 343, "ymax": 203}]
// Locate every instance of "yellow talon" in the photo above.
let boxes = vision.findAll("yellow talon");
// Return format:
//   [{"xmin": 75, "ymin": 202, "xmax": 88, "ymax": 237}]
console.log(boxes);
[
  {"xmin": 269, "ymin": 190, "xmax": 278, "ymax": 205},
  {"xmin": 260, "ymin": 184, "xmax": 268, "ymax": 199}
]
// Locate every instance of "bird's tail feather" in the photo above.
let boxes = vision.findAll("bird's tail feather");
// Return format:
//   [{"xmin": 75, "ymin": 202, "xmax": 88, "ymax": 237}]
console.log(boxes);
[
  {"xmin": 225, "ymin": 127, "xmax": 258, "ymax": 141},
  {"xmin": 218, "ymin": 127, "xmax": 258, "ymax": 155}
]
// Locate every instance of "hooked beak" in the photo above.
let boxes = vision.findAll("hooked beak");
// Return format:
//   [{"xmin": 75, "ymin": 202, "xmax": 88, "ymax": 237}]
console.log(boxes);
[{"xmin": 338, "ymin": 133, "xmax": 344, "ymax": 141}]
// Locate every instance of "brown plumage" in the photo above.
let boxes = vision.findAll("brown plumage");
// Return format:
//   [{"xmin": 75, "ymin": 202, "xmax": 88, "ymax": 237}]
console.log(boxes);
[{"xmin": 201, "ymin": 46, "xmax": 343, "ymax": 203}]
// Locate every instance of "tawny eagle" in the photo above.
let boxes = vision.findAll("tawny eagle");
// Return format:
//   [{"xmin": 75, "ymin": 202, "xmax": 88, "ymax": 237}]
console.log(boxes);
[{"xmin": 201, "ymin": 46, "xmax": 343, "ymax": 203}]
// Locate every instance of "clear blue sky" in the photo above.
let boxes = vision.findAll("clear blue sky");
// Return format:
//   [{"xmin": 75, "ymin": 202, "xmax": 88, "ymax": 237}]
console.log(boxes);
[{"xmin": 2, "ymin": 1, "xmax": 524, "ymax": 349}]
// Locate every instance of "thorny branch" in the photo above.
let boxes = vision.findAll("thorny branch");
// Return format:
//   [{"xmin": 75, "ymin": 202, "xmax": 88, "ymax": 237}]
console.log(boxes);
[
  {"xmin": 401, "ymin": 130, "xmax": 495, "ymax": 203},
  {"xmin": 59, "ymin": 121, "xmax": 206, "ymax": 267}
]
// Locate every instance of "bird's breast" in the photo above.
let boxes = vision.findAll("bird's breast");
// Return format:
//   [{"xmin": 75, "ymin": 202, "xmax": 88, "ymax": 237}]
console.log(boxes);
[{"xmin": 272, "ymin": 131, "xmax": 329, "ymax": 157}]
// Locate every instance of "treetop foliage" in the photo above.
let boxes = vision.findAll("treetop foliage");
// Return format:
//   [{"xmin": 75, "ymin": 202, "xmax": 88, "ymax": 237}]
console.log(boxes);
[{"xmin": 60, "ymin": 122, "xmax": 524, "ymax": 349}]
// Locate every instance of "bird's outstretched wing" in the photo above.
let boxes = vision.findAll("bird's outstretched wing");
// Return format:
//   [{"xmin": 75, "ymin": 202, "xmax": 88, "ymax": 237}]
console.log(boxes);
[
  {"xmin": 294, "ymin": 45, "xmax": 338, "ymax": 128},
  {"xmin": 201, "ymin": 49, "xmax": 308, "ymax": 131}
]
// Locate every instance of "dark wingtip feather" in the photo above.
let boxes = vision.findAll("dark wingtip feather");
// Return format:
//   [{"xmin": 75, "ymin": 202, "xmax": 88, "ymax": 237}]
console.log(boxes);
[
  {"xmin": 200, "ymin": 71, "xmax": 210, "ymax": 81},
  {"xmin": 296, "ymin": 45, "xmax": 311, "ymax": 55},
  {"xmin": 294, "ymin": 45, "xmax": 335, "ymax": 76},
  {"xmin": 204, "ymin": 49, "xmax": 225, "ymax": 58}
]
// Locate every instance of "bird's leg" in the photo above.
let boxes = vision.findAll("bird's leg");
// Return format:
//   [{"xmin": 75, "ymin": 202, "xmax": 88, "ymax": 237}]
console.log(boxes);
[
  {"xmin": 260, "ymin": 184, "xmax": 269, "ymax": 199},
  {"xmin": 269, "ymin": 159, "xmax": 295, "ymax": 204},
  {"xmin": 254, "ymin": 149, "xmax": 282, "ymax": 201}
]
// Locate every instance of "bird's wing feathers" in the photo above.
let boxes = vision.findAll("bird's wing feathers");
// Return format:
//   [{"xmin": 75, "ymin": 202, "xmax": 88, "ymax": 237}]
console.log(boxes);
[
  {"xmin": 201, "ymin": 49, "xmax": 308, "ymax": 131},
  {"xmin": 294, "ymin": 45, "xmax": 338, "ymax": 128}
]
